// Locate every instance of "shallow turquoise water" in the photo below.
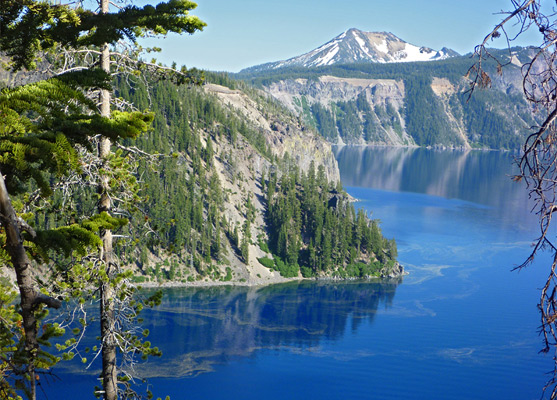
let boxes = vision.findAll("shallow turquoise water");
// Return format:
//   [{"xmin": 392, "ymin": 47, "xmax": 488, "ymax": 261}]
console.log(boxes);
[{"xmin": 46, "ymin": 147, "xmax": 553, "ymax": 399}]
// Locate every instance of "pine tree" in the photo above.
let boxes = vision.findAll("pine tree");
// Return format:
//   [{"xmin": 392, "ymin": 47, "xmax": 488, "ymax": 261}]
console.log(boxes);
[
  {"xmin": 91, "ymin": 2, "xmax": 204, "ymax": 397},
  {"xmin": 241, "ymin": 219, "xmax": 251, "ymax": 262},
  {"xmin": 263, "ymin": 161, "xmax": 396, "ymax": 278},
  {"xmin": 0, "ymin": 1, "xmax": 205, "ymax": 399},
  {"xmin": 0, "ymin": 67, "xmax": 152, "ymax": 400}
]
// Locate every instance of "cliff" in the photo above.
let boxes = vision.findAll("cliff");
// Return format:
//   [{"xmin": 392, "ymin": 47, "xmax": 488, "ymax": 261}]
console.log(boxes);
[
  {"xmin": 240, "ymin": 47, "xmax": 538, "ymax": 150},
  {"xmin": 267, "ymin": 76, "xmax": 414, "ymax": 146},
  {"xmin": 204, "ymin": 83, "xmax": 339, "ymax": 181},
  {"xmin": 0, "ymin": 65, "xmax": 402, "ymax": 286}
]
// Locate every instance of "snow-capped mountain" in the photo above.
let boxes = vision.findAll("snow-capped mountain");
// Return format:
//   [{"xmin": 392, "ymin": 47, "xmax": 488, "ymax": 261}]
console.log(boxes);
[{"xmin": 242, "ymin": 28, "xmax": 459, "ymax": 73}]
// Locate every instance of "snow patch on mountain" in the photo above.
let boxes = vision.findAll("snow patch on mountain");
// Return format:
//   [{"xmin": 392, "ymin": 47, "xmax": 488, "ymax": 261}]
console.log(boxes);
[
  {"xmin": 241, "ymin": 28, "xmax": 459, "ymax": 74},
  {"xmin": 400, "ymin": 43, "xmax": 436, "ymax": 62},
  {"xmin": 318, "ymin": 46, "xmax": 339, "ymax": 66},
  {"xmin": 354, "ymin": 35, "xmax": 366, "ymax": 51},
  {"xmin": 376, "ymin": 39, "xmax": 389, "ymax": 55}
]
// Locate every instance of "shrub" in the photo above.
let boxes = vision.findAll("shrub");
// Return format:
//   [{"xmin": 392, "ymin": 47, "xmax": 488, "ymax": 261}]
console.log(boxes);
[
  {"xmin": 257, "ymin": 236, "xmax": 270, "ymax": 253},
  {"xmin": 300, "ymin": 265, "xmax": 314, "ymax": 278},
  {"xmin": 131, "ymin": 275, "xmax": 147, "ymax": 283},
  {"xmin": 258, "ymin": 257, "xmax": 274, "ymax": 269},
  {"xmin": 274, "ymin": 257, "xmax": 299, "ymax": 278},
  {"xmin": 224, "ymin": 267, "xmax": 233, "ymax": 281}
]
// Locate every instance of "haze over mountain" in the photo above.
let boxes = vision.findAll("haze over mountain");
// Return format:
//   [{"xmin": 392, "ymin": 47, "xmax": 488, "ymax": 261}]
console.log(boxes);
[{"xmin": 242, "ymin": 28, "xmax": 459, "ymax": 73}]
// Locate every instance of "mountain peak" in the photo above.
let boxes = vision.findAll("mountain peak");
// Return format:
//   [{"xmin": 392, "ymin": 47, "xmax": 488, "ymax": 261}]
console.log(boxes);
[{"xmin": 241, "ymin": 28, "xmax": 458, "ymax": 73}]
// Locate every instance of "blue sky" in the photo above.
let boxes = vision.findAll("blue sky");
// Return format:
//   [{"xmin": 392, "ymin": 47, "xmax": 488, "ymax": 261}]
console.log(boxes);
[{"xmin": 138, "ymin": 0, "xmax": 542, "ymax": 72}]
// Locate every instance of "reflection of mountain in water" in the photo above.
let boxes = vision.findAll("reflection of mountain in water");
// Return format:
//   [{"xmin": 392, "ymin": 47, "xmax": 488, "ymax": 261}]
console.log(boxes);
[
  {"xmin": 334, "ymin": 146, "xmax": 532, "ymax": 219},
  {"xmin": 138, "ymin": 280, "xmax": 400, "ymax": 378}
]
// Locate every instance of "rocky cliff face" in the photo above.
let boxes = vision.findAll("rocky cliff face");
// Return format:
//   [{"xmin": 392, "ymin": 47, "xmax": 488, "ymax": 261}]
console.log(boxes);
[
  {"xmin": 260, "ymin": 66, "xmax": 535, "ymax": 149},
  {"xmin": 0, "ymin": 66, "xmax": 349, "ymax": 287},
  {"xmin": 135, "ymin": 80, "xmax": 403, "ymax": 286},
  {"xmin": 183, "ymin": 83, "xmax": 342, "ymax": 286},
  {"xmin": 239, "ymin": 46, "xmax": 538, "ymax": 150},
  {"xmin": 266, "ymin": 76, "xmax": 415, "ymax": 146},
  {"xmin": 268, "ymin": 76, "xmax": 404, "ymax": 111},
  {"xmin": 205, "ymin": 83, "xmax": 340, "ymax": 181}
]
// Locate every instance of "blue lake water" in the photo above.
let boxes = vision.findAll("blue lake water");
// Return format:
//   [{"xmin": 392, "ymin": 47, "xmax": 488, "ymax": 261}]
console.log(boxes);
[{"xmin": 46, "ymin": 147, "xmax": 553, "ymax": 399}]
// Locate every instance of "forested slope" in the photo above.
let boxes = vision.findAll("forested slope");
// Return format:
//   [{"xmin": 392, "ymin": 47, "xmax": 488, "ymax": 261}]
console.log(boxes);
[
  {"xmin": 110, "ymin": 74, "xmax": 400, "ymax": 284},
  {"xmin": 32, "ymin": 72, "xmax": 399, "ymax": 286}
]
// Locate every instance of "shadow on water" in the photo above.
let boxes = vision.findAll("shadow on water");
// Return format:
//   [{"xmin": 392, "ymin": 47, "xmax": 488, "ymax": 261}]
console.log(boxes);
[{"xmin": 133, "ymin": 279, "xmax": 401, "ymax": 378}]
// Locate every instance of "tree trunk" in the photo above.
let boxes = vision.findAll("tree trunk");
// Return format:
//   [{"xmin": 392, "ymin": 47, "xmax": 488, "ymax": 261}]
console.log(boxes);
[
  {"xmin": 100, "ymin": 226, "xmax": 117, "ymax": 400},
  {"xmin": 0, "ymin": 172, "xmax": 38, "ymax": 400},
  {"xmin": 0, "ymin": 171, "xmax": 61, "ymax": 400},
  {"xmin": 99, "ymin": 0, "xmax": 118, "ymax": 398}
]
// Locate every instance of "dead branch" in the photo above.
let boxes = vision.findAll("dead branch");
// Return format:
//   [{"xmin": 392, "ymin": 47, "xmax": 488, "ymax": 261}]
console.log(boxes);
[{"xmin": 470, "ymin": 2, "xmax": 557, "ymax": 398}]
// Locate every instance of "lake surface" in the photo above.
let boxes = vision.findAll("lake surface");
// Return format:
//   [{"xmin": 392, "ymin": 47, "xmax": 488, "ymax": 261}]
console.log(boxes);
[{"xmin": 47, "ymin": 147, "xmax": 553, "ymax": 399}]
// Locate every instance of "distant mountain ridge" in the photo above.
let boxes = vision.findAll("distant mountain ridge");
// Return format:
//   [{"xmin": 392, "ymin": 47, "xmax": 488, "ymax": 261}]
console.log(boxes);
[
  {"xmin": 242, "ymin": 28, "xmax": 459, "ymax": 73},
  {"xmin": 238, "ymin": 46, "xmax": 537, "ymax": 150}
]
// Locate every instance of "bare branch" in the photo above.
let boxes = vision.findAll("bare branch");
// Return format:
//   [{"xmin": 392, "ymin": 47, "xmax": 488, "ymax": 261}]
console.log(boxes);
[{"xmin": 472, "ymin": 1, "xmax": 557, "ymax": 397}]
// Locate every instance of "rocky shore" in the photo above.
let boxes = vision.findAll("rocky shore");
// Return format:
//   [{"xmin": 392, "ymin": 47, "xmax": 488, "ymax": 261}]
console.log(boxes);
[{"xmin": 138, "ymin": 262, "xmax": 407, "ymax": 289}]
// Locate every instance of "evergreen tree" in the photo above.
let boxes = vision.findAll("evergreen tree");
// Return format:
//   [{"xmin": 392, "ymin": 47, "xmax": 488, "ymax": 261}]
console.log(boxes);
[
  {"xmin": 0, "ymin": 1, "xmax": 205, "ymax": 399},
  {"xmin": 264, "ymin": 162, "xmax": 397, "ymax": 279},
  {"xmin": 0, "ymin": 66, "xmax": 151, "ymax": 400},
  {"xmin": 241, "ymin": 219, "xmax": 251, "ymax": 262}
]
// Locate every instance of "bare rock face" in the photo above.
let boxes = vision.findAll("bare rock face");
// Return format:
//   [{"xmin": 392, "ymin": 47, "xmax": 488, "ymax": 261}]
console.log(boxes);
[
  {"xmin": 264, "ymin": 67, "xmax": 535, "ymax": 149},
  {"xmin": 266, "ymin": 76, "xmax": 415, "ymax": 146},
  {"xmin": 380, "ymin": 262, "xmax": 406, "ymax": 279},
  {"xmin": 205, "ymin": 83, "xmax": 340, "ymax": 182},
  {"xmin": 268, "ymin": 76, "xmax": 404, "ymax": 113}
]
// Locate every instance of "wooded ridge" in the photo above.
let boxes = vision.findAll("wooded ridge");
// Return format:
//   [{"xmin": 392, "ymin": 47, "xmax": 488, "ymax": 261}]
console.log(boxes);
[{"xmin": 0, "ymin": 68, "xmax": 400, "ymax": 288}]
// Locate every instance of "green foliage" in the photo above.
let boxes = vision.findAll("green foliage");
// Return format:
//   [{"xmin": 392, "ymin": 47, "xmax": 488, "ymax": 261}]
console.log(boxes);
[
  {"xmin": 258, "ymin": 255, "xmax": 300, "ymax": 277},
  {"xmin": 0, "ymin": 285, "xmax": 66, "ymax": 400},
  {"xmin": 0, "ymin": 1, "xmax": 206, "ymax": 71},
  {"xmin": 0, "ymin": 1, "xmax": 82, "ymax": 71},
  {"xmin": 0, "ymin": 1, "xmax": 205, "ymax": 398},
  {"xmin": 458, "ymin": 90, "xmax": 529, "ymax": 149},
  {"xmin": 335, "ymin": 100, "xmax": 362, "ymax": 141},
  {"xmin": 336, "ymin": 261, "xmax": 383, "ymax": 279},
  {"xmin": 204, "ymin": 71, "xmax": 237, "ymax": 90},
  {"xmin": 33, "ymin": 212, "xmax": 128, "ymax": 260},
  {"xmin": 257, "ymin": 234, "xmax": 270, "ymax": 253},
  {"xmin": 0, "ymin": 75, "xmax": 98, "ymax": 195},
  {"xmin": 264, "ymin": 162, "xmax": 396, "ymax": 278},
  {"xmin": 299, "ymin": 265, "xmax": 314, "ymax": 278},
  {"xmin": 0, "ymin": 64, "xmax": 155, "ymax": 399},
  {"xmin": 257, "ymin": 257, "xmax": 274, "ymax": 269},
  {"xmin": 272, "ymin": 257, "xmax": 299, "ymax": 278},
  {"xmin": 110, "ymin": 75, "xmax": 281, "ymax": 277},
  {"xmin": 311, "ymin": 103, "xmax": 337, "ymax": 141},
  {"xmin": 223, "ymin": 267, "xmax": 232, "ymax": 282},
  {"xmin": 404, "ymin": 75, "xmax": 454, "ymax": 146},
  {"xmin": 0, "ymin": 285, "xmax": 22, "ymax": 400}
]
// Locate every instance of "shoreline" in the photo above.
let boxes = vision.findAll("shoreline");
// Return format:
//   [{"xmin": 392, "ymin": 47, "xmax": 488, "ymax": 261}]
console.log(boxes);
[{"xmin": 137, "ymin": 262, "xmax": 407, "ymax": 289}]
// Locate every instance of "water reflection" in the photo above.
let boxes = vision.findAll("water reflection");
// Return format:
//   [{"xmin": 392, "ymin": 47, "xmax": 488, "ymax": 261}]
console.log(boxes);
[
  {"xmin": 333, "ymin": 146, "xmax": 522, "ymax": 205},
  {"xmin": 333, "ymin": 146, "xmax": 534, "ymax": 229},
  {"xmin": 138, "ymin": 280, "xmax": 400, "ymax": 378}
]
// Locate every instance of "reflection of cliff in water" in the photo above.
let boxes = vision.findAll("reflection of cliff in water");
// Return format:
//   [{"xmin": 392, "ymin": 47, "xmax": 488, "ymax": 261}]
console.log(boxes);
[
  {"xmin": 139, "ymin": 280, "xmax": 400, "ymax": 378},
  {"xmin": 333, "ymin": 146, "xmax": 530, "ymax": 216}
]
